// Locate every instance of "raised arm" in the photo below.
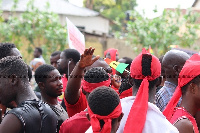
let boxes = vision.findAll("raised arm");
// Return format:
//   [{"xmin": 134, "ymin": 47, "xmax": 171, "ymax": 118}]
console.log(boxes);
[{"xmin": 65, "ymin": 47, "xmax": 99, "ymax": 104}]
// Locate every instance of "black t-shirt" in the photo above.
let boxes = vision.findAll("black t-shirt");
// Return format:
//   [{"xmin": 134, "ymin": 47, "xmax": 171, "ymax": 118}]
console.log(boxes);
[{"xmin": 7, "ymin": 100, "xmax": 57, "ymax": 133}]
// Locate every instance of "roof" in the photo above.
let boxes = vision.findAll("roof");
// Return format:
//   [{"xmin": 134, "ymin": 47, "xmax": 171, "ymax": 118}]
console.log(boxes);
[{"xmin": 1, "ymin": 0, "xmax": 99, "ymax": 17}]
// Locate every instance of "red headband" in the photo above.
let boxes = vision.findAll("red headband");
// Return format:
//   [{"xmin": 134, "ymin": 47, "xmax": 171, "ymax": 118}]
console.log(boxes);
[
  {"xmin": 82, "ymin": 78, "xmax": 111, "ymax": 93},
  {"xmin": 163, "ymin": 54, "xmax": 200, "ymax": 121},
  {"xmin": 87, "ymin": 103, "xmax": 122, "ymax": 133},
  {"xmin": 124, "ymin": 48, "xmax": 161, "ymax": 133}
]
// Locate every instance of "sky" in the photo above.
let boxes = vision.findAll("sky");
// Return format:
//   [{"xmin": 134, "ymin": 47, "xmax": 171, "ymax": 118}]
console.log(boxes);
[{"xmin": 68, "ymin": 0, "xmax": 195, "ymax": 18}]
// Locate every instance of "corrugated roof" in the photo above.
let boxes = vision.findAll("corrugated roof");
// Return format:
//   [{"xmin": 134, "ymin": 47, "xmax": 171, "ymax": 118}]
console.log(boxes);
[{"xmin": 1, "ymin": 0, "xmax": 99, "ymax": 17}]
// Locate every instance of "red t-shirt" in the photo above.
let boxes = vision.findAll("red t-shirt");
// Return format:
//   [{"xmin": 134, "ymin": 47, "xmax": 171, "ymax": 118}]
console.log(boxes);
[
  {"xmin": 170, "ymin": 107, "xmax": 198, "ymax": 133},
  {"xmin": 59, "ymin": 111, "xmax": 90, "ymax": 133},
  {"xmin": 64, "ymin": 89, "xmax": 87, "ymax": 117}
]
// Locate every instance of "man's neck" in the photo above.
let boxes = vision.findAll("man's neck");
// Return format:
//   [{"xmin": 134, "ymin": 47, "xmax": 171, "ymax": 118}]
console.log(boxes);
[{"xmin": 41, "ymin": 93, "xmax": 58, "ymax": 105}]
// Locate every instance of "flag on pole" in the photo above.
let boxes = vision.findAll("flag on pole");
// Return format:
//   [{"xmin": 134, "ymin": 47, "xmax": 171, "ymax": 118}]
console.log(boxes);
[
  {"xmin": 148, "ymin": 46, "xmax": 154, "ymax": 55},
  {"xmin": 104, "ymin": 58, "xmax": 129, "ymax": 74}
]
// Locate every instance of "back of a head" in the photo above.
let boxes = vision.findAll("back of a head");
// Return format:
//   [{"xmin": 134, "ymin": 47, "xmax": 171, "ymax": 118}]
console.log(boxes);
[
  {"xmin": 0, "ymin": 43, "xmax": 16, "ymax": 59},
  {"xmin": 63, "ymin": 49, "xmax": 80, "ymax": 64},
  {"xmin": 162, "ymin": 50, "xmax": 190, "ymax": 68},
  {"xmin": 88, "ymin": 86, "xmax": 120, "ymax": 116},
  {"xmin": 130, "ymin": 52, "xmax": 161, "ymax": 90},
  {"xmin": 35, "ymin": 64, "xmax": 56, "ymax": 84},
  {"xmin": 122, "ymin": 57, "xmax": 133, "ymax": 70},
  {"xmin": 84, "ymin": 67, "xmax": 109, "ymax": 83},
  {"xmin": 0, "ymin": 56, "xmax": 28, "ymax": 81}
]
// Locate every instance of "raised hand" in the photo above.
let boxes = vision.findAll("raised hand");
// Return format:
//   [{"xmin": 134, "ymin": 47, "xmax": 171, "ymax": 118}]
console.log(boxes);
[{"xmin": 78, "ymin": 47, "xmax": 100, "ymax": 69}]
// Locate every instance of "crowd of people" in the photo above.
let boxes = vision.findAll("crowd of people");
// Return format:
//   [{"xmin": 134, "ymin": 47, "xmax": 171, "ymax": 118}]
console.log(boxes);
[{"xmin": 0, "ymin": 42, "xmax": 200, "ymax": 133}]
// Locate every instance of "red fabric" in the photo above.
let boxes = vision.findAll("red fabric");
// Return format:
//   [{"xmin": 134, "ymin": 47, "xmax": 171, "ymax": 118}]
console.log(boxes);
[
  {"xmin": 88, "ymin": 103, "xmax": 122, "ymax": 133},
  {"xmin": 170, "ymin": 107, "xmax": 199, "ymax": 133},
  {"xmin": 123, "ymin": 48, "xmax": 161, "ymax": 133},
  {"xmin": 59, "ymin": 111, "xmax": 90, "ymax": 133},
  {"xmin": 163, "ymin": 54, "xmax": 200, "ymax": 120},
  {"xmin": 64, "ymin": 89, "xmax": 87, "ymax": 117},
  {"xmin": 104, "ymin": 48, "xmax": 119, "ymax": 74},
  {"xmin": 81, "ymin": 78, "xmax": 111, "ymax": 93},
  {"xmin": 119, "ymin": 88, "xmax": 132, "ymax": 99}
]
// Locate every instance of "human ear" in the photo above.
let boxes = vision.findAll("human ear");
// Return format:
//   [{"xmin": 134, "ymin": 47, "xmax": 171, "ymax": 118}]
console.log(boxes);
[
  {"xmin": 38, "ymin": 82, "xmax": 45, "ymax": 91},
  {"xmin": 86, "ymin": 113, "xmax": 90, "ymax": 121},
  {"xmin": 155, "ymin": 76, "xmax": 162, "ymax": 87},
  {"xmin": 9, "ymin": 74, "xmax": 18, "ymax": 85}
]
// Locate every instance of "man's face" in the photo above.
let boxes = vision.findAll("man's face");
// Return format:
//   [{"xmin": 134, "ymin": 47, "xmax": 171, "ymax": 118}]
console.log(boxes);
[
  {"xmin": 105, "ymin": 52, "xmax": 119, "ymax": 61},
  {"xmin": 50, "ymin": 55, "xmax": 60, "ymax": 69},
  {"xmin": 43, "ymin": 69, "xmax": 63, "ymax": 97},
  {"xmin": 34, "ymin": 49, "xmax": 40, "ymax": 58},
  {"xmin": 57, "ymin": 52, "xmax": 69, "ymax": 75}
]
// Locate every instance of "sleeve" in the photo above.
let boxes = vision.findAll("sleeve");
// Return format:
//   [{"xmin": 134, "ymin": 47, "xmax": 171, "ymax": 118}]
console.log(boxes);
[{"xmin": 64, "ymin": 90, "xmax": 87, "ymax": 117}]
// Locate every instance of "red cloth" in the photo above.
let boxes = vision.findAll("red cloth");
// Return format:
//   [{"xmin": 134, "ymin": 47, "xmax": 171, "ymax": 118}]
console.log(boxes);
[
  {"xmin": 123, "ymin": 48, "xmax": 161, "ymax": 133},
  {"xmin": 59, "ymin": 111, "xmax": 90, "ymax": 133},
  {"xmin": 82, "ymin": 78, "xmax": 111, "ymax": 93},
  {"xmin": 163, "ymin": 54, "xmax": 200, "ymax": 120},
  {"xmin": 170, "ymin": 107, "xmax": 199, "ymax": 133},
  {"xmin": 64, "ymin": 89, "xmax": 87, "ymax": 117},
  {"xmin": 58, "ymin": 74, "xmax": 68, "ymax": 103},
  {"xmin": 88, "ymin": 103, "xmax": 122, "ymax": 133},
  {"xmin": 104, "ymin": 48, "xmax": 118, "ymax": 74},
  {"xmin": 119, "ymin": 88, "xmax": 132, "ymax": 99}
]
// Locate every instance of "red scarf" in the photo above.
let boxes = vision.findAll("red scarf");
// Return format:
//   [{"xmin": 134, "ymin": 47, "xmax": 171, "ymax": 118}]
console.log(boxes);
[
  {"xmin": 81, "ymin": 78, "xmax": 111, "ymax": 93},
  {"xmin": 123, "ymin": 49, "xmax": 161, "ymax": 133},
  {"xmin": 104, "ymin": 48, "xmax": 119, "ymax": 75},
  {"xmin": 163, "ymin": 54, "xmax": 200, "ymax": 121},
  {"xmin": 88, "ymin": 103, "xmax": 122, "ymax": 133}
]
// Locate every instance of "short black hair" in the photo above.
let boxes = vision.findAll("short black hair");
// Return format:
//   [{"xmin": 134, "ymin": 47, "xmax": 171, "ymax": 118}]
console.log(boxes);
[
  {"xmin": 84, "ymin": 67, "xmax": 109, "ymax": 83},
  {"xmin": 133, "ymin": 54, "xmax": 158, "ymax": 89},
  {"xmin": 122, "ymin": 57, "xmax": 132, "ymax": 70},
  {"xmin": 35, "ymin": 64, "xmax": 55, "ymax": 83},
  {"xmin": 62, "ymin": 49, "xmax": 80, "ymax": 64},
  {"xmin": 35, "ymin": 47, "xmax": 42, "ymax": 54},
  {"xmin": 0, "ymin": 56, "xmax": 28, "ymax": 81},
  {"xmin": 181, "ymin": 75, "xmax": 200, "ymax": 95},
  {"xmin": 51, "ymin": 51, "xmax": 61, "ymax": 57},
  {"xmin": 88, "ymin": 86, "xmax": 120, "ymax": 116},
  {"xmin": 0, "ymin": 43, "xmax": 16, "ymax": 59}
]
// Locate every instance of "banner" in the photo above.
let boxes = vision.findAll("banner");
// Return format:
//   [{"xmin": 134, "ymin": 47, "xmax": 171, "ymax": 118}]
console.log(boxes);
[{"xmin": 66, "ymin": 17, "xmax": 85, "ymax": 54}]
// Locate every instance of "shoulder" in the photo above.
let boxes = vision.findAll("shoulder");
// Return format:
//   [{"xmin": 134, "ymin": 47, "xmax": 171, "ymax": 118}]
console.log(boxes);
[
  {"xmin": 0, "ymin": 113, "xmax": 22, "ymax": 133},
  {"xmin": 174, "ymin": 119, "xmax": 193, "ymax": 133}
]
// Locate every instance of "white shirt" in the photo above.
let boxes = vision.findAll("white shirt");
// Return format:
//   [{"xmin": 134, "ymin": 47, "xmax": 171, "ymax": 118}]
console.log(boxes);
[{"xmin": 117, "ymin": 96, "xmax": 179, "ymax": 133}]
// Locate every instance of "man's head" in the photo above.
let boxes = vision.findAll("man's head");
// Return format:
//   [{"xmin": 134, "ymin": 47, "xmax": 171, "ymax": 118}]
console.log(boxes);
[
  {"xmin": 35, "ymin": 64, "xmax": 63, "ymax": 98},
  {"xmin": 34, "ymin": 47, "xmax": 43, "ymax": 58},
  {"xmin": 162, "ymin": 50, "xmax": 190, "ymax": 85},
  {"xmin": 104, "ymin": 48, "xmax": 119, "ymax": 61},
  {"xmin": 87, "ymin": 86, "xmax": 123, "ymax": 133},
  {"xmin": 57, "ymin": 49, "xmax": 80, "ymax": 75},
  {"xmin": 82, "ymin": 67, "xmax": 110, "ymax": 99},
  {"xmin": 116, "ymin": 57, "xmax": 132, "ymax": 78},
  {"xmin": 50, "ymin": 51, "xmax": 61, "ymax": 69},
  {"xmin": 0, "ymin": 43, "xmax": 22, "ymax": 59},
  {"xmin": 0, "ymin": 56, "xmax": 29, "ymax": 106}
]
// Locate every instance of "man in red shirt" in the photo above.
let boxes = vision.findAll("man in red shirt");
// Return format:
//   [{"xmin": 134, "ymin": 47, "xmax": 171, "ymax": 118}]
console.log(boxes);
[{"xmin": 60, "ymin": 47, "xmax": 112, "ymax": 133}]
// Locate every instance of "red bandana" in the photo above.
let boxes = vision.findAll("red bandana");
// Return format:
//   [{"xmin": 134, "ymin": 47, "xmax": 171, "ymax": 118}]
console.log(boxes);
[
  {"xmin": 88, "ymin": 103, "xmax": 122, "ymax": 133},
  {"xmin": 163, "ymin": 54, "xmax": 200, "ymax": 121},
  {"xmin": 81, "ymin": 78, "xmax": 111, "ymax": 93},
  {"xmin": 123, "ymin": 48, "xmax": 161, "ymax": 133}
]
